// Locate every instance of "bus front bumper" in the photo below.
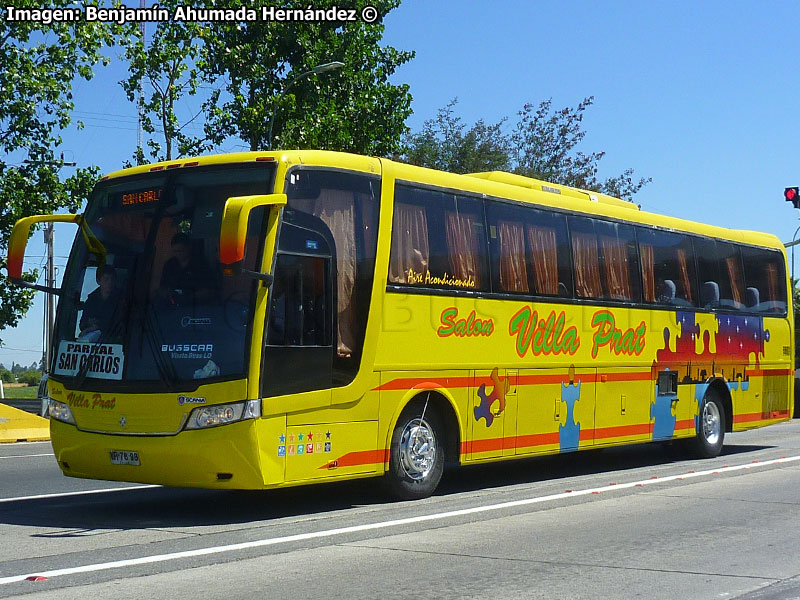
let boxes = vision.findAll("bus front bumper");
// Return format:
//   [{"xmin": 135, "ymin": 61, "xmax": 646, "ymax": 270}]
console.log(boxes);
[{"xmin": 50, "ymin": 419, "xmax": 280, "ymax": 489}]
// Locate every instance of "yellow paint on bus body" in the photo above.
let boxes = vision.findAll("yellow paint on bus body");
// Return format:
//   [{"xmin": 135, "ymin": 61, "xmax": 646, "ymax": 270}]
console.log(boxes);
[{"xmin": 30, "ymin": 151, "xmax": 793, "ymax": 489}]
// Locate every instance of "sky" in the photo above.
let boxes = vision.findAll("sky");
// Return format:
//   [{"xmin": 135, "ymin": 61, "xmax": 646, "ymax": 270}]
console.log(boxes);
[{"xmin": 3, "ymin": 0, "xmax": 800, "ymax": 367}]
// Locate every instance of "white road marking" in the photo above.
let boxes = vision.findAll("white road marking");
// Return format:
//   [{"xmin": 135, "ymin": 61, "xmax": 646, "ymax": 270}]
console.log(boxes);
[
  {"xmin": 1, "ymin": 454, "xmax": 799, "ymax": 586},
  {"xmin": 0, "ymin": 453, "xmax": 54, "ymax": 460},
  {"xmin": 0, "ymin": 485, "xmax": 160, "ymax": 504}
]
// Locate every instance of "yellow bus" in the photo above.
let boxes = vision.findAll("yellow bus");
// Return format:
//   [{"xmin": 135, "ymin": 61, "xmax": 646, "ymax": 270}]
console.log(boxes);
[{"xmin": 7, "ymin": 150, "xmax": 793, "ymax": 499}]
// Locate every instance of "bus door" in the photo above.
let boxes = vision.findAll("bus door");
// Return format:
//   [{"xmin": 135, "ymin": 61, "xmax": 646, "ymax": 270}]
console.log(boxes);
[
  {"xmin": 262, "ymin": 216, "xmax": 335, "ymax": 398},
  {"xmin": 515, "ymin": 367, "xmax": 596, "ymax": 456},
  {"xmin": 468, "ymin": 368, "xmax": 517, "ymax": 460}
]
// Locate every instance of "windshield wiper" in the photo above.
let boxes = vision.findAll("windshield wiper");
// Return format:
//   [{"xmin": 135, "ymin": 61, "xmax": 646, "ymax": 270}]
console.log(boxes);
[
  {"xmin": 71, "ymin": 299, "xmax": 128, "ymax": 389},
  {"xmin": 140, "ymin": 306, "xmax": 179, "ymax": 389}
]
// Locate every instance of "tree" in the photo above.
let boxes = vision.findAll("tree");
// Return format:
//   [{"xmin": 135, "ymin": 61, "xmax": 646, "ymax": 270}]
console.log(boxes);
[
  {"xmin": 0, "ymin": 368, "xmax": 13, "ymax": 384},
  {"xmin": 16, "ymin": 369, "xmax": 41, "ymax": 386},
  {"xmin": 404, "ymin": 97, "xmax": 651, "ymax": 201},
  {"xmin": 202, "ymin": 0, "xmax": 413, "ymax": 154},
  {"xmin": 119, "ymin": 0, "xmax": 213, "ymax": 163},
  {"xmin": 0, "ymin": 3, "xmax": 118, "ymax": 341},
  {"xmin": 403, "ymin": 99, "xmax": 510, "ymax": 174}
]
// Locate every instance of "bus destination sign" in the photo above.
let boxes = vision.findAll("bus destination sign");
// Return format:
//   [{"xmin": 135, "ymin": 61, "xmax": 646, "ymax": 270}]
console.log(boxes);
[{"xmin": 121, "ymin": 188, "xmax": 162, "ymax": 207}]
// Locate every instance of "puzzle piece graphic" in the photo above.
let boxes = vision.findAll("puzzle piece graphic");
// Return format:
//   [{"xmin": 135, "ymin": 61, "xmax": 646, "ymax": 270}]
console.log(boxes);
[
  {"xmin": 693, "ymin": 382, "xmax": 711, "ymax": 433},
  {"xmin": 727, "ymin": 379, "xmax": 750, "ymax": 393},
  {"xmin": 663, "ymin": 311, "xmax": 768, "ymax": 365},
  {"xmin": 474, "ymin": 367, "xmax": 510, "ymax": 427},
  {"xmin": 716, "ymin": 314, "xmax": 769, "ymax": 367},
  {"xmin": 656, "ymin": 311, "xmax": 768, "ymax": 387},
  {"xmin": 651, "ymin": 370, "xmax": 677, "ymax": 441},
  {"xmin": 656, "ymin": 312, "xmax": 715, "ymax": 365},
  {"xmin": 559, "ymin": 377, "xmax": 581, "ymax": 452}
]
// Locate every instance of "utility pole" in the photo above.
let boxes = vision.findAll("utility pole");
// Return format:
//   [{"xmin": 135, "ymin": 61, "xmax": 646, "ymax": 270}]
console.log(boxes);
[{"xmin": 43, "ymin": 223, "xmax": 55, "ymax": 373}]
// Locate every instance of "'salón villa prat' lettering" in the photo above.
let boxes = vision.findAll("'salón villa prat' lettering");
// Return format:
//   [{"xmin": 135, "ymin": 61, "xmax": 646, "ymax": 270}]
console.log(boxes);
[
  {"xmin": 508, "ymin": 307, "xmax": 580, "ymax": 357},
  {"xmin": 590, "ymin": 310, "xmax": 646, "ymax": 358},
  {"xmin": 438, "ymin": 307, "xmax": 494, "ymax": 338}
]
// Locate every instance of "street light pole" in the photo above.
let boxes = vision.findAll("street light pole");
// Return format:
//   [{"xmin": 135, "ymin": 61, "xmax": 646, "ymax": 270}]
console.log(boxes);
[
  {"xmin": 792, "ymin": 224, "xmax": 800, "ymax": 289},
  {"xmin": 266, "ymin": 61, "xmax": 345, "ymax": 150},
  {"xmin": 25, "ymin": 154, "xmax": 77, "ymax": 373}
]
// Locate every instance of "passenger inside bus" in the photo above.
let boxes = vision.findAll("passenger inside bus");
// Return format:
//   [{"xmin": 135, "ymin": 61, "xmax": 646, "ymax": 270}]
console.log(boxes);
[
  {"xmin": 79, "ymin": 266, "xmax": 123, "ymax": 342},
  {"xmin": 157, "ymin": 232, "xmax": 220, "ymax": 306}
]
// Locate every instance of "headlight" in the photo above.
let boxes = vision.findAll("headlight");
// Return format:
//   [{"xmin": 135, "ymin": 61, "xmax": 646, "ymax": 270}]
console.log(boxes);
[
  {"xmin": 49, "ymin": 400, "xmax": 75, "ymax": 425},
  {"xmin": 184, "ymin": 400, "xmax": 261, "ymax": 430}
]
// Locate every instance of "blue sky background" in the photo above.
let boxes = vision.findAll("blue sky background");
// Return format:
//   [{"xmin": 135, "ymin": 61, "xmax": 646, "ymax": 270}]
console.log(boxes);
[{"xmin": 3, "ymin": 0, "xmax": 800, "ymax": 367}]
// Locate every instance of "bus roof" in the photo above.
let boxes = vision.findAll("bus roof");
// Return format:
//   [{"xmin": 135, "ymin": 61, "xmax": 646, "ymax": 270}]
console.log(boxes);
[{"xmin": 101, "ymin": 150, "xmax": 783, "ymax": 253}]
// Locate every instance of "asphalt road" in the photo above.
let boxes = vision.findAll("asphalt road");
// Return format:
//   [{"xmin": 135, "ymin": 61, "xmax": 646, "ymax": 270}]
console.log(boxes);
[{"xmin": 2, "ymin": 421, "xmax": 800, "ymax": 599}]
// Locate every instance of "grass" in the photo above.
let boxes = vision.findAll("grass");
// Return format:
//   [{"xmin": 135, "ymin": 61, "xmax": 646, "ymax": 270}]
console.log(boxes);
[{"xmin": 1, "ymin": 385, "xmax": 38, "ymax": 399}]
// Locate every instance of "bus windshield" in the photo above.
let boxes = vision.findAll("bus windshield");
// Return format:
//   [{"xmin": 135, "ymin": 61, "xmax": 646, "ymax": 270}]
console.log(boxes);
[{"xmin": 51, "ymin": 163, "xmax": 276, "ymax": 389}]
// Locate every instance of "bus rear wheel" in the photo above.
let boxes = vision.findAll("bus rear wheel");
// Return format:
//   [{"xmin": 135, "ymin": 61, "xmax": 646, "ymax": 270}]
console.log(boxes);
[
  {"xmin": 689, "ymin": 390, "xmax": 726, "ymax": 458},
  {"xmin": 385, "ymin": 404, "xmax": 444, "ymax": 500}
]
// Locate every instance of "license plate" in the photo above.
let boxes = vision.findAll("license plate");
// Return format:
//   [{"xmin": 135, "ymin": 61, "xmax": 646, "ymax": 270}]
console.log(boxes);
[{"xmin": 110, "ymin": 450, "xmax": 140, "ymax": 466}]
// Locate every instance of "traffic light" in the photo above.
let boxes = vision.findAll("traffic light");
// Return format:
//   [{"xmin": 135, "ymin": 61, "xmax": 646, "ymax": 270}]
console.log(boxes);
[{"xmin": 786, "ymin": 187, "xmax": 800, "ymax": 209}]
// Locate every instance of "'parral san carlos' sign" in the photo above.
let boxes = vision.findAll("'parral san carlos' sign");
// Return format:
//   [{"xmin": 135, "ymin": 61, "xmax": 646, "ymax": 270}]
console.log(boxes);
[{"xmin": 54, "ymin": 341, "xmax": 124, "ymax": 380}]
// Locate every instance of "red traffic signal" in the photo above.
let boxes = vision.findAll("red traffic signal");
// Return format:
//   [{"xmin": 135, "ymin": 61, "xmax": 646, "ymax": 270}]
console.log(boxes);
[{"xmin": 785, "ymin": 187, "xmax": 800, "ymax": 208}]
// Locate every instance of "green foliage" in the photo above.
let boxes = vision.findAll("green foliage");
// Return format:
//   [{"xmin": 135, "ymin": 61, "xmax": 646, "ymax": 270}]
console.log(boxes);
[
  {"xmin": 201, "ymin": 0, "xmax": 413, "ymax": 153},
  {"xmin": 404, "ymin": 97, "xmax": 651, "ymax": 201},
  {"xmin": 0, "ymin": 368, "xmax": 13, "ymax": 384},
  {"xmin": 402, "ymin": 99, "xmax": 510, "ymax": 174},
  {"xmin": 119, "ymin": 0, "xmax": 212, "ymax": 162},
  {"xmin": 2, "ymin": 384, "xmax": 38, "ymax": 398},
  {"xmin": 119, "ymin": 0, "xmax": 413, "ymax": 160},
  {"xmin": 0, "ymin": 2, "xmax": 119, "ymax": 341},
  {"xmin": 16, "ymin": 369, "xmax": 41, "ymax": 386}
]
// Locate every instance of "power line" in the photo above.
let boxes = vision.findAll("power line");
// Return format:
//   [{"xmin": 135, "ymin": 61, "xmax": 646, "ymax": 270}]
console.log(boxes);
[
  {"xmin": 0, "ymin": 347, "xmax": 42, "ymax": 354},
  {"xmin": 74, "ymin": 110, "xmax": 139, "ymax": 121},
  {"xmin": 77, "ymin": 123, "xmax": 139, "ymax": 133}
]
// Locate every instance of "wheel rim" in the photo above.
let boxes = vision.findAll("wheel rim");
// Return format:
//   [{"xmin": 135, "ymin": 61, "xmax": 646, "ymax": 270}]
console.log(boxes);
[
  {"xmin": 702, "ymin": 401, "xmax": 721, "ymax": 446},
  {"xmin": 398, "ymin": 418, "xmax": 437, "ymax": 481}
]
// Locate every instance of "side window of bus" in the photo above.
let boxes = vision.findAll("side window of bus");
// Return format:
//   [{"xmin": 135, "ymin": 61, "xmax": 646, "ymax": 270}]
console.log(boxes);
[
  {"xmin": 284, "ymin": 169, "xmax": 380, "ymax": 384},
  {"xmin": 694, "ymin": 238, "xmax": 721, "ymax": 309},
  {"xmin": 741, "ymin": 246, "xmax": 787, "ymax": 313},
  {"xmin": 568, "ymin": 216, "xmax": 640, "ymax": 302},
  {"xmin": 717, "ymin": 242, "xmax": 745, "ymax": 310},
  {"xmin": 268, "ymin": 251, "xmax": 331, "ymax": 347},
  {"xmin": 695, "ymin": 239, "xmax": 745, "ymax": 310},
  {"xmin": 638, "ymin": 228, "xmax": 697, "ymax": 307},
  {"xmin": 486, "ymin": 202, "xmax": 572, "ymax": 297},
  {"xmin": 389, "ymin": 185, "xmax": 489, "ymax": 292}
]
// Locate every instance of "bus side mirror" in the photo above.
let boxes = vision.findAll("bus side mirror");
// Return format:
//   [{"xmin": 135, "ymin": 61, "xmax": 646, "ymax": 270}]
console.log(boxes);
[
  {"xmin": 219, "ymin": 193, "xmax": 287, "ymax": 266},
  {"xmin": 6, "ymin": 213, "xmax": 106, "ymax": 295}
]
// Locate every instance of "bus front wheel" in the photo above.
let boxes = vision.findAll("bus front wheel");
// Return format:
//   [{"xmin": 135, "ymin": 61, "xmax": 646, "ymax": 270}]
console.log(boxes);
[
  {"xmin": 385, "ymin": 404, "xmax": 445, "ymax": 500},
  {"xmin": 689, "ymin": 390, "xmax": 726, "ymax": 458}
]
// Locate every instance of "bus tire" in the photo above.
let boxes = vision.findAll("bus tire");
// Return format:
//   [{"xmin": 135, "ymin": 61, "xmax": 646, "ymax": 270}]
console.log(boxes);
[
  {"xmin": 689, "ymin": 390, "xmax": 726, "ymax": 458},
  {"xmin": 385, "ymin": 404, "xmax": 445, "ymax": 500}
]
